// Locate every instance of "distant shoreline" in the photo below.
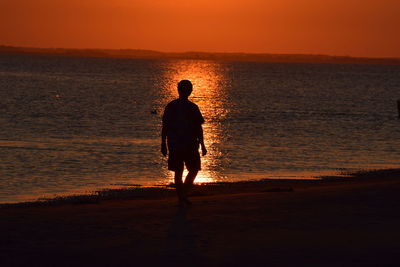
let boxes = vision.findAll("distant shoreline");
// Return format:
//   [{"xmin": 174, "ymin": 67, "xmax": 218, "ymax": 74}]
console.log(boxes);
[{"xmin": 1, "ymin": 45, "xmax": 400, "ymax": 65}]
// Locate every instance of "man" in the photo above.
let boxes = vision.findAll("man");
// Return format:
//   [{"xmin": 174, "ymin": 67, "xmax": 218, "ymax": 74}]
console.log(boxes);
[{"xmin": 161, "ymin": 80, "xmax": 207, "ymax": 206}]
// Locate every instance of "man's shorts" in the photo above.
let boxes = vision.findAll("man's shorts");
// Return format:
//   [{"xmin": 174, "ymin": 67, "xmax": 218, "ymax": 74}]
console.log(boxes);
[{"xmin": 168, "ymin": 147, "xmax": 201, "ymax": 172}]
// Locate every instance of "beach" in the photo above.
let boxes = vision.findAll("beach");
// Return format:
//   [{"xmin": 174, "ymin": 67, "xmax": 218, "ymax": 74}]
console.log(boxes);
[{"xmin": 1, "ymin": 170, "xmax": 400, "ymax": 266}]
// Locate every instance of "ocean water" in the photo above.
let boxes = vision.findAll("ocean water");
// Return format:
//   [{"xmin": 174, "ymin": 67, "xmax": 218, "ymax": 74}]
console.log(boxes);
[{"xmin": 1, "ymin": 54, "xmax": 400, "ymax": 203}]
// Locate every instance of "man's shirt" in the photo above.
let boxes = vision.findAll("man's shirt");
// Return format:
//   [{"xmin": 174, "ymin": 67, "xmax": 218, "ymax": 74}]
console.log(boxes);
[{"xmin": 162, "ymin": 98, "xmax": 204, "ymax": 150}]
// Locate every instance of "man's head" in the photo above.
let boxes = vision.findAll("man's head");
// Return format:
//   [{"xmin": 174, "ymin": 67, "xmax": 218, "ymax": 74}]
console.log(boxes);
[{"xmin": 178, "ymin": 80, "xmax": 193, "ymax": 98}]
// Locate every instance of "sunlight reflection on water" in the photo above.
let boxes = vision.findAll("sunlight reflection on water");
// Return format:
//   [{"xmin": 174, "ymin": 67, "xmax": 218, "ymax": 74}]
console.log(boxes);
[{"xmin": 161, "ymin": 60, "xmax": 230, "ymax": 184}]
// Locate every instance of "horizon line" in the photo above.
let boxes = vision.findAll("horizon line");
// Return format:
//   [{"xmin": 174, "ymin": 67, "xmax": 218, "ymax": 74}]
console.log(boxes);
[
  {"xmin": 1, "ymin": 44, "xmax": 400, "ymax": 65},
  {"xmin": 2, "ymin": 44, "xmax": 400, "ymax": 59}
]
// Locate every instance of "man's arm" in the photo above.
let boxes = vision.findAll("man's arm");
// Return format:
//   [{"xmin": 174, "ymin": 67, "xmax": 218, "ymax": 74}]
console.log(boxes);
[
  {"xmin": 161, "ymin": 108, "xmax": 168, "ymax": 156},
  {"xmin": 161, "ymin": 124, "xmax": 168, "ymax": 156},
  {"xmin": 194, "ymin": 105, "xmax": 207, "ymax": 156},
  {"xmin": 198, "ymin": 125, "xmax": 207, "ymax": 156}
]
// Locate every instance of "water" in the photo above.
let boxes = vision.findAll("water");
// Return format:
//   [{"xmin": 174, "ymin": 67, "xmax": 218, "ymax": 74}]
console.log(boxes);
[{"xmin": 1, "ymin": 54, "xmax": 400, "ymax": 203}]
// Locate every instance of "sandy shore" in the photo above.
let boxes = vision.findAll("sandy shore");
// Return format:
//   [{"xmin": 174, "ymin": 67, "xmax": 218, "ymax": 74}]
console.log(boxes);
[{"xmin": 1, "ymin": 170, "xmax": 400, "ymax": 266}]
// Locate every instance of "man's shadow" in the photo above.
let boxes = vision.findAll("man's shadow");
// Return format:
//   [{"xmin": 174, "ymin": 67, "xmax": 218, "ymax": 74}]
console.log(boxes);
[{"xmin": 166, "ymin": 206, "xmax": 204, "ymax": 265}]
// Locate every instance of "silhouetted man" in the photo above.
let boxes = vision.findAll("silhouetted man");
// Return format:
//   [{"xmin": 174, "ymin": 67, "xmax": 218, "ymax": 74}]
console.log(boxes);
[{"xmin": 161, "ymin": 80, "xmax": 207, "ymax": 206}]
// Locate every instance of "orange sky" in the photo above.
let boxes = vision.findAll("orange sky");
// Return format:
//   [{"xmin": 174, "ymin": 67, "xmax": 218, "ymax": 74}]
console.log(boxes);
[{"xmin": 1, "ymin": 0, "xmax": 399, "ymax": 58}]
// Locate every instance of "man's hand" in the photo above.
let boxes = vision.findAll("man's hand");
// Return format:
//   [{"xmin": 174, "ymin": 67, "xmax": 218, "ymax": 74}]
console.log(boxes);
[
  {"xmin": 201, "ymin": 145, "xmax": 207, "ymax": 156},
  {"xmin": 161, "ymin": 142, "xmax": 168, "ymax": 157}
]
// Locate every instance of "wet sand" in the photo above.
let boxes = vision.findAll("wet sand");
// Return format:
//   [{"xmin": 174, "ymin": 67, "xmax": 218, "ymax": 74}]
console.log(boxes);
[{"xmin": 1, "ymin": 170, "xmax": 400, "ymax": 266}]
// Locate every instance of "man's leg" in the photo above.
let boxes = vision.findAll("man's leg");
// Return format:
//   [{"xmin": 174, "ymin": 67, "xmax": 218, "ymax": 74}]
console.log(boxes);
[
  {"xmin": 184, "ymin": 170, "xmax": 198, "ymax": 188},
  {"xmin": 174, "ymin": 169, "xmax": 185, "ymax": 203},
  {"xmin": 182, "ymin": 149, "xmax": 200, "ymax": 203},
  {"xmin": 183, "ymin": 170, "xmax": 198, "ymax": 203}
]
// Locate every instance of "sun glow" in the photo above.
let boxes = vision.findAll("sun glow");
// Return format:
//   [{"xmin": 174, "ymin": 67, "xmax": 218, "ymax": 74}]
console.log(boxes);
[{"xmin": 2, "ymin": 0, "xmax": 399, "ymax": 57}]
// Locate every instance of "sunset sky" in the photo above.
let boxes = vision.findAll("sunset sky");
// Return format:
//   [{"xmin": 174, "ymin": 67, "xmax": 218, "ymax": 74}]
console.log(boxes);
[{"xmin": 1, "ymin": 0, "xmax": 399, "ymax": 58}]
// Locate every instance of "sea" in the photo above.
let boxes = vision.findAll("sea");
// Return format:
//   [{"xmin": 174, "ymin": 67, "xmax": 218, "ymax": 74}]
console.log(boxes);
[{"xmin": 1, "ymin": 53, "xmax": 399, "ymax": 203}]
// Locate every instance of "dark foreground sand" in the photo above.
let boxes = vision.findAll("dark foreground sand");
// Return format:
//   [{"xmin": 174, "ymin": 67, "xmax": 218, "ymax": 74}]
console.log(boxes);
[{"xmin": 1, "ymin": 170, "xmax": 400, "ymax": 266}]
